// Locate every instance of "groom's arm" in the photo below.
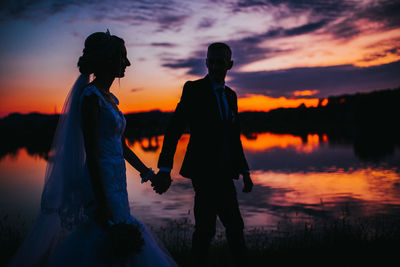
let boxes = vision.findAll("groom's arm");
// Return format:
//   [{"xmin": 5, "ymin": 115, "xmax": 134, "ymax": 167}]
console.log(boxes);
[
  {"xmin": 232, "ymin": 91, "xmax": 250, "ymax": 174},
  {"xmin": 231, "ymin": 91, "xmax": 253, "ymax": 192},
  {"xmin": 158, "ymin": 81, "xmax": 191, "ymax": 170}
]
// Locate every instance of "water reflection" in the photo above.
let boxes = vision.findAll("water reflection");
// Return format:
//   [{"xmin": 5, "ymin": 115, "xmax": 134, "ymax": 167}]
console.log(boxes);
[
  {"xmin": 0, "ymin": 132, "xmax": 399, "ymax": 229},
  {"xmin": 241, "ymin": 132, "xmax": 326, "ymax": 153},
  {"xmin": 245, "ymin": 133, "xmax": 400, "ymax": 173},
  {"xmin": 239, "ymin": 168, "xmax": 400, "ymax": 225},
  {"xmin": 0, "ymin": 149, "xmax": 46, "ymax": 219}
]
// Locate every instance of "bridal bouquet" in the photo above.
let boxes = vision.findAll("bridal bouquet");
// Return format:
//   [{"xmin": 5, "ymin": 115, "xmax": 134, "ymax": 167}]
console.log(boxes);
[{"xmin": 106, "ymin": 222, "xmax": 145, "ymax": 259}]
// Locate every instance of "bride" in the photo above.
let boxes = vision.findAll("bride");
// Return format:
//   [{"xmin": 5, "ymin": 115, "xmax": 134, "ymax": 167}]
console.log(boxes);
[{"xmin": 9, "ymin": 31, "xmax": 177, "ymax": 266}]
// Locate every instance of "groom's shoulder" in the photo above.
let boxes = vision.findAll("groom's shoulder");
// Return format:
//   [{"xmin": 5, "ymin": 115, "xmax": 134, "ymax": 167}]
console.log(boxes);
[
  {"xmin": 225, "ymin": 85, "xmax": 237, "ymax": 98},
  {"xmin": 181, "ymin": 77, "xmax": 207, "ymax": 96},
  {"xmin": 183, "ymin": 76, "xmax": 206, "ymax": 88}
]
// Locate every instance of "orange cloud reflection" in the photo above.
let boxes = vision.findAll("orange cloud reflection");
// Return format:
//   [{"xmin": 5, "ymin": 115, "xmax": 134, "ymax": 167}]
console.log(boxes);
[
  {"xmin": 251, "ymin": 168, "xmax": 400, "ymax": 211},
  {"xmin": 296, "ymin": 134, "xmax": 320, "ymax": 154},
  {"xmin": 242, "ymin": 133, "xmax": 302, "ymax": 152},
  {"xmin": 241, "ymin": 132, "xmax": 328, "ymax": 153}
]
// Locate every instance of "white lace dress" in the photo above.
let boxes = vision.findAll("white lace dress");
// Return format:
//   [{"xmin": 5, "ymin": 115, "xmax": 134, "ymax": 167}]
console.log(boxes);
[{"xmin": 44, "ymin": 85, "xmax": 177, "ymax": 266}]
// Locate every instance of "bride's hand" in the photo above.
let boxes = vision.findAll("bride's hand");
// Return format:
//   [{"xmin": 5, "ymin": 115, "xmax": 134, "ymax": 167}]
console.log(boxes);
[
  {"xmin": 94, "ymin": 205, "xmax": 113, "ymax": 229},
  {"xmin": 140, "ymin": 168, "xmax": 155, "ymax": 184}
]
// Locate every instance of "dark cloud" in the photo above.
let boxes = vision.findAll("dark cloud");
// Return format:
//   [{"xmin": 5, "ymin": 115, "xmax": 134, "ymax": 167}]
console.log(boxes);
[
  {"xmin": 223, "ymin": 21, "xmax": 328, "ymax": 68},
  {"xmin": 325, "ymin": 18, "xmax": 361, "ymax": 39},
  {"xmin": 0, "ymin": 0, "xmax": 83, "ymax": 22},
  {"xmin": 235, "ymin": 0, "xmax": 354, "ymax": 17},
  {"xmin": 161, "ymin": 20, "xmax": 327, "ymax": 76},
  {"xmin": 234, "ymin": 0, "xmax": 400, "ymax": 39},
  {"xmin": 161, "ymin": 56, "xmax": 400, "ymax": 99},
  {"xmin": 229, "ymin": 41, "xmax": 292, "ymax": 68},
  {"xmin": 240, "ymin": 19, "xmax": 329, "ymax": 41},
  {"xmin": 361, "ymin": 47, "xmax": 400, "ymax": 64},
  {"xmin": 229, "ymin": 60, "xmax": 400, "ymax": 98},
  {"xmin": 71, "ymin": 30, "xmax": 83, "ymax": 39},
  {"xmin": 2, "ymin": 0, "xmax": 398, "ymax": 42},
  {"xmin": 150, "ymin": 42, "xmax": 177, "ymax": 48},
  {"xmin": 0, "ymin": 0, "xmax": 189, "ymax": 32},
  {"xmin": 197, "ymin": 17, "xmax": 216, "ymax": 29},
  {"xmin": 320, "ymin": 1, "xmax": 400, "ymax": 39},
  {"xmin": 1, "ymin": 0, "xmax": 399, "ymax": 99},
  {"xmin": 155, "ymin": 14, "xmax": 188, "ymax": 31},
  {"xmin": 130, "ymin": 88, "xmax": 143, "ymax": 93},
  {"xmin": 358, "ymin": 0, "xmax": 400, "ymax": 29},
  {"xmin": 162, "ymin": 57, "xmax": 206, "ymax": 76},
  {"xmin": 283, "ymin": 19, "xmax": 329, "ymax": 36}
]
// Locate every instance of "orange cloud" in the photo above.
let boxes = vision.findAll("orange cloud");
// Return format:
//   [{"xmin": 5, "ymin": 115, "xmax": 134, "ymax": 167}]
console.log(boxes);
[
  {"xmin": 293, "ymin": 90, "xmax": 319, "ymax": 97},
  {"xmin": 241, "ymin": 28, "xmax": 400, "ymax": 72},
  {"xmin": 238, "ymin": 94, "xmax": 320, "ymax": 112}
]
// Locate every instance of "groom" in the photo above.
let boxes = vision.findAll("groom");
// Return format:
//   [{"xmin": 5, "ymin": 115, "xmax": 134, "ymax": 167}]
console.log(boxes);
[{"xmin": 153, "ymin": 43, "xmax": 253, "ymax": 266}]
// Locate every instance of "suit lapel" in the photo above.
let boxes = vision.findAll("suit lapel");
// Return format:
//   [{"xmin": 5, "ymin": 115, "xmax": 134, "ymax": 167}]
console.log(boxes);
[
  {"xmin": 202, "ymin": 75, "xmax": 220, "ymax": 121},
  {"xmin": 225, "ymin": 86, "xmax": 238, "ymax": 123},
  {"xmin": 225, "ymin": 88, "xmax": 234, "ymax": 119}
]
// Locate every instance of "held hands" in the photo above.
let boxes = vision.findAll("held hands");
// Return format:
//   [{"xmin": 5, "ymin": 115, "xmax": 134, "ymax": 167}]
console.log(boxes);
[
  {"xmin": 151, "ymin": 171, "xmax": 172, "ymax": 194},
  {"xmin": 242, "ymin": 172, "xmax": 253, "ymax": 193},
  {"xmin": 140, "ymin": 168, "xmax": 171, "ymax": 194},
  {"xmin": 140, "ymin": 168, "xmax": 155, "ymax": 184}
]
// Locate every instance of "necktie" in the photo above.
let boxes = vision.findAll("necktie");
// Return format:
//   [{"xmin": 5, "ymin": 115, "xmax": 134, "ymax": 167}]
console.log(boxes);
[{"xmin": 217, "ymin": 87, "xmax": 227, "ymax": 120}]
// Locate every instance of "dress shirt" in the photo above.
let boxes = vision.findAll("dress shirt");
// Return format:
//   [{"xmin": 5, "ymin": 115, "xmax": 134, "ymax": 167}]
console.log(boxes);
[{"xmin": 209, "ymin": 76, "xmax": 229, "ymax": 120}]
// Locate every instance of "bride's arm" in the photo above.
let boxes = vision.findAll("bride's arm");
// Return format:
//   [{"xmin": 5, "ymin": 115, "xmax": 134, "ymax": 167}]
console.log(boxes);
[
  {"xmin": 81, "ymin": 94, "xmax": 113, "ymax": 224},
  {"xmin": 121, "ymin": 135, "xmax": 149, "ymax": 175}
]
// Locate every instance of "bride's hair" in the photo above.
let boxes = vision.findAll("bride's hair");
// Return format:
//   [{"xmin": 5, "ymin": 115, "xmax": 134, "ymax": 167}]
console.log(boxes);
[{"xmin": 78, "ymin": 32, "xmax": 125, "ymax": 75}]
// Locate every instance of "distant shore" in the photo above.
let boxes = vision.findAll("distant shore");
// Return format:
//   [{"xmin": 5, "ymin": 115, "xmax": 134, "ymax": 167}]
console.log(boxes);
[{"xmin": 1, "ymin": 87, "xmax": 399, "ymax": 161}]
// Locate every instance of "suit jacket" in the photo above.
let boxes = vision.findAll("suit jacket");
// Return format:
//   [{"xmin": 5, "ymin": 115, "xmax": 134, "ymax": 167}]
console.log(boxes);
[{"xmin": 158, "ymin": 75, "xmax": 249, "ymax": 179}]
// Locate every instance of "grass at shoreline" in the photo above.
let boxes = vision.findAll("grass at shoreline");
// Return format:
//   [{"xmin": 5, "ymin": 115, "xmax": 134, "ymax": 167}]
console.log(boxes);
[
  {"xmin": 2, "ymin": 214, "xmax": 399, "ymax": 266},
  {"xmin": 155, "ymin": 215, "xmax": 399, "ymax": 266},
  {"xmin": 0, "ymin": 213, "xmax": 31, "ymax": 266}
]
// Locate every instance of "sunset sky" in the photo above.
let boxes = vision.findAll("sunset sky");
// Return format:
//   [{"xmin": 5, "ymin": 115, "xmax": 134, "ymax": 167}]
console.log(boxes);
[{"xmin": 0, "ymin": 0, "xmax": 399, "ymax": 117}]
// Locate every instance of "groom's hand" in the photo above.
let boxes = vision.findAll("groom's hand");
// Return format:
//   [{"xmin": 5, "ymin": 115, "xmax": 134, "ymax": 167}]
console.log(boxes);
[
  {"xmin": 151, "ymin": 171, "xmax": 172, "ymax": 194},
  {"xmin": 242, "ymin": 172, "xmax": 253, "ymax": 193}
]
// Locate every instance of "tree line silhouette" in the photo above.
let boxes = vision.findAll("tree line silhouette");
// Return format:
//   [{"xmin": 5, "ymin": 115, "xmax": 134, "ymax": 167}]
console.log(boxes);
[{"xmin": 1, "ymin": 87, "xmax": 399, "ymax": 161}]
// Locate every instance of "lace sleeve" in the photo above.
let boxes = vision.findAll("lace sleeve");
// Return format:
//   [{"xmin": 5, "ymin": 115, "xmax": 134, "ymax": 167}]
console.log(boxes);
[{"xmin": 79, "ymin": 85, "xmax": 107, "ymax": 115}]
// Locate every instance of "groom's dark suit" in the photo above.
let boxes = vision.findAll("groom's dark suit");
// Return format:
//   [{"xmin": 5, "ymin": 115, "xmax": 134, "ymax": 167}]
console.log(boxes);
[
  {"xmin": 158, "ymin": 75, "xmax": 249, "ymax": 178},
  {"xmin": 158, "ymin": 75, "xmax": 249, "ymax": 265}
]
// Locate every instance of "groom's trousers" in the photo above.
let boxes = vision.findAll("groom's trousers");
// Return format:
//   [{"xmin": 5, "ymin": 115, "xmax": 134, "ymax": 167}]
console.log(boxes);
[{"xmin": 191, "ymin": 175, "xmax": 247, "ymax": 266}]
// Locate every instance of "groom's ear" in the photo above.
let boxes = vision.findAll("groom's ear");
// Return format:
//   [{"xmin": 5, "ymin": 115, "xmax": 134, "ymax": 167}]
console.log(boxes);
[{"xmin": 227, "ymin": 60, "xmax": 233, "ymax": 70}]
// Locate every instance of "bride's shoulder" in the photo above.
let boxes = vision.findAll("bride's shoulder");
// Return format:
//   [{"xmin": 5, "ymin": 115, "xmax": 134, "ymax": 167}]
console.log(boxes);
[
  {"xmin": 81, "ymin": 84, "xmax": 101, "ymax": 98},
  {"xmin": 79, "ymin": 85, "xmax": 105, "ymax": 110}
]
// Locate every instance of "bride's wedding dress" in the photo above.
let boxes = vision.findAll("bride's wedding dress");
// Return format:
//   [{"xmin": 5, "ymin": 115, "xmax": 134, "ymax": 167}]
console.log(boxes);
[
  {"xmin": 9, "ymin": 76, "xmax": 177, "ymax": 267},
  {"xmin": 47, "ymin": 85, "xmax": 176, "ymax": 266}
]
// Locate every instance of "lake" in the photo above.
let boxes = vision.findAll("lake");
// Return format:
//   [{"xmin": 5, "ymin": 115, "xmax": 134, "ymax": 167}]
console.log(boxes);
[{"xmin": 1, "ymin": 132, "xmax": 399, "ymax": 230}]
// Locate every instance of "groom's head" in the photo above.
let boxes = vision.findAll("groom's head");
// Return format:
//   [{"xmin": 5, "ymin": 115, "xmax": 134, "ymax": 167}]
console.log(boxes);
[{"xmin": 206, "ymin": 43, "xmax": 233, "ymax": 83}]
